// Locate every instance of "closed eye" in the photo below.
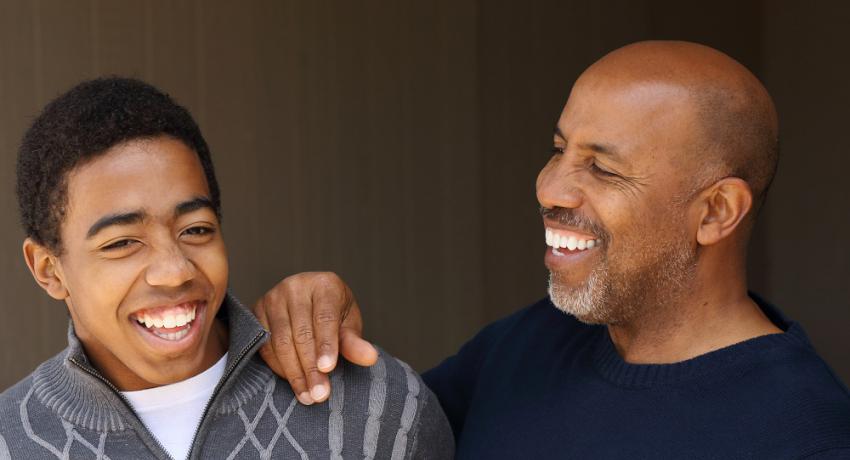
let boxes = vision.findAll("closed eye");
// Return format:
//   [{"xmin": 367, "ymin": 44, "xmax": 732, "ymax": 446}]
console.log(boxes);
[
  {"xmin": 101, "ymin": 239, "xmax": 139, "ymax": 251},
  {"xmin": 590, "ymin": 161, "xmax": 619, "ymax": 178}
]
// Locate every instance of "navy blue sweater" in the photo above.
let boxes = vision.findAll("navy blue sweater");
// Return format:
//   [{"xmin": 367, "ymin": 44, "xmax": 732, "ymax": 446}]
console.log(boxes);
[{"xmin": 423, "ymin": 296, "xmax": 850, "ymax": 459}]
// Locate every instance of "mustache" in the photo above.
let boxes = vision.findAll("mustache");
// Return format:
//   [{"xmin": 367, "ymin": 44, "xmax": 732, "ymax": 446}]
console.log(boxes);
[{"xmin": 539, "ymin": 206, "xmax": 610, "ymax": 244}]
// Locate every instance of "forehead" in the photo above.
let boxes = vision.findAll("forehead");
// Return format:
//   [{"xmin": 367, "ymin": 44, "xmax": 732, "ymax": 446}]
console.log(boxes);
[
  {"xmin": 557, "ymin": 78, "xmax": 701, "ymax": 166},
  {"xmin": 64, "ymin": 137, "xmax": 210, "ymax": 224}
]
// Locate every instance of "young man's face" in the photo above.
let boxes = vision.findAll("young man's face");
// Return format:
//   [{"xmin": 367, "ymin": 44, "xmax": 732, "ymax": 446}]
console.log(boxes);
[{"xmin": 39, "ymin": 136, "xmax": 228, "ymax": 390}]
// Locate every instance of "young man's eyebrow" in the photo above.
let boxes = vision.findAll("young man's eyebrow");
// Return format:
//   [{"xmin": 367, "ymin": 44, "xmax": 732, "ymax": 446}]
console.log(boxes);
[
  {"xmin": 174, "ymin": 196, "xmax": 215, "ymax": 218},
  {"xmin": 86, "ymin": 211, "xmax": 145, "ymax": 239},
  {"xmin": 85, "ymin": 198, "xmax": 213, "ymax": 240}
]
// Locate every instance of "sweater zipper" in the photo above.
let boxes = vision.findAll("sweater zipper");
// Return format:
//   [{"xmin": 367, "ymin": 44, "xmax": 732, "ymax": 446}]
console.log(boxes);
[
  {"xmin": 68, "ymin": 357, "xmax": 175, "ymax": 460},
  {"xmin": 185, "ymin": 330, "xmax": 266, "ymax": 460}
]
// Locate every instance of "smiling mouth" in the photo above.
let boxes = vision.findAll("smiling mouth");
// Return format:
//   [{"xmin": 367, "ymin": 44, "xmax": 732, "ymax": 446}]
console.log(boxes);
[
  {"xmin": 545, "ymin": 227, "xmax": 601, "ymax": 256},
  {"xmin": 131, "ymin": 301, "xmax": 201, "ymax": 341}
]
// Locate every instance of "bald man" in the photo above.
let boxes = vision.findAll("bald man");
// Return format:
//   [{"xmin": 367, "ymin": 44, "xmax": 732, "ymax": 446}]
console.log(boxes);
[{"xmin": 253, "ymin": 41, "xmax": 850, "ymax": 458}]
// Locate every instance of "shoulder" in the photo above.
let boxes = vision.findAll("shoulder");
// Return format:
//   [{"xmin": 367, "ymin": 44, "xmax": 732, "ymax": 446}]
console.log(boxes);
[
  {"xmin": 0, "ymin": 369, "xmax": 37, "ymax": 457},
  {"xmin": 729, "ymin": 330, "xmax": 850, "ymax": 455},
  {"xmin": 0, "ymin": 370, "xmax": 37, "ymax": 424},
  {"xmin": 332, "ymin": 350, "xmax": 454, "ymax": 459}
]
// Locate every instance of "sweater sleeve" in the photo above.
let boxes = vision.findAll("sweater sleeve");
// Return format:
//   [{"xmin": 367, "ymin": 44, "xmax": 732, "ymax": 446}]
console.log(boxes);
[
  {"xmin": 0, "ymin": 432, "xmax": 10, "ymax": 460},
  {"xmin": 408, "ymin": 384, "xmax": 455, "ymax": 460}
]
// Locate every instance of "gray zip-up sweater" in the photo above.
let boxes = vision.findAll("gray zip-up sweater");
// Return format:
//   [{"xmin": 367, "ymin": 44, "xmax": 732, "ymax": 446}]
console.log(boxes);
[{"xmin": 0, "ymin": 296, "xmax": 454, "ymax": 459}]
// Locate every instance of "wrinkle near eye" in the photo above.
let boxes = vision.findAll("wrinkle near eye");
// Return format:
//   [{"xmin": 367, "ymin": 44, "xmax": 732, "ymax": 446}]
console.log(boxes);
[{"xmin": 615, "ymin": 173, "xmax": 649, "ymax": 199}]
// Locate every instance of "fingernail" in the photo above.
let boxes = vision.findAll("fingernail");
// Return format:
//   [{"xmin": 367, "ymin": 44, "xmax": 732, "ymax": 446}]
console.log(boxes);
[
  {"xmin": 311, "ymin": 384, "xmax": 328, "ymax": 401},
  {"xmin": 298, "ymin": 392, "xmax": 314, "ymax": 405},
  {"xmin": 317, "ymin": 355, "xmax": 335, "ymax": 371}
]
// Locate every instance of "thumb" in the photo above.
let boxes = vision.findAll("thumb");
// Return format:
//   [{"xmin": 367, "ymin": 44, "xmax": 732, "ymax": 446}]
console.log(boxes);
[{"xmin": 339, "ymin": 306, "xmax": 378, "ymax": 366}]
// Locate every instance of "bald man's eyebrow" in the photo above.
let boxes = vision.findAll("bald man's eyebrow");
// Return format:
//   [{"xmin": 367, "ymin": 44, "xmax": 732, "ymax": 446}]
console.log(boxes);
[
  {"xmin": 578, "ymin": 142, "xmax": 621, "ymax": 160},
  {"xmin": 554, "ymin": 127, "xmax": 623, "ymax": 162},
  {"xmin": 174, "ymin": 196, "xmax": 215, "ymax": 218},
  {"xmin": 86, "ymin": 211, "xmax": 145, "ymax": 239},
  {"xmin": 554, "ymin": 126, "xmax": 566, "ymax": 140}
]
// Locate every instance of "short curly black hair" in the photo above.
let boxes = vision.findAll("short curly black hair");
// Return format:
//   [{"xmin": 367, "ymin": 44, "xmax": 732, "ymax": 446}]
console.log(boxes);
[{"xmin": 16, "ymin": 77, "xmax": 221, "ymax": 254}]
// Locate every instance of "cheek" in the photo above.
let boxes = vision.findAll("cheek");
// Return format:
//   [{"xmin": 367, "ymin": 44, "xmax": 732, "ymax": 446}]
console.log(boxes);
[
  {"xmin": 61, "ymin": 255, "xmax": 140, "ymax": 319},
  {"xmin": 188, "ymin": 241, "xmax": 228, "ymax": 293}
]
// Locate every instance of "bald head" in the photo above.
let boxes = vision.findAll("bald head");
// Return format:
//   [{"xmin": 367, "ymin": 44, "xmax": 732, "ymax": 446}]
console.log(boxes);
[{"xmin": 580, "ymin": 41, "xmax": 779, "ymax": 214}]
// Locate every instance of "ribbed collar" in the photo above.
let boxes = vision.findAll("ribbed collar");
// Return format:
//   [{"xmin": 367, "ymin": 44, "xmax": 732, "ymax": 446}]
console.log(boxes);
[
  {"xmin": 31, "ymin": 294, "xmax": 271, "ymax": 432},
  {"xmin": 591, "ymin": 293, "xmax": 813, "ymax": 388}
]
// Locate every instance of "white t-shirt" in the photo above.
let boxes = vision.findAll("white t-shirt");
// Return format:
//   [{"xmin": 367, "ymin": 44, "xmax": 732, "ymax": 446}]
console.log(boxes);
[{"xmin": 121, "ymin": 354, "xmax": 228, "ymax": 460}]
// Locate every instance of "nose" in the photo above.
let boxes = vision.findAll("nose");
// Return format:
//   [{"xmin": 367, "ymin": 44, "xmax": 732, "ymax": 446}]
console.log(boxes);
[
  {"xmin": 536, "ymin": 156, "xmax": 584, "ymax": 211},
  {"xmin": 145, "ymin": 244, "xmax": 196, "ymax": 288}
]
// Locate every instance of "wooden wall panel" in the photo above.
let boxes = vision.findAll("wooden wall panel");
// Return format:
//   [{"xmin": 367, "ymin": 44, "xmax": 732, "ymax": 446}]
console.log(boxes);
[
  {"xmin": 761, "ymin": 1, "xmax": 850, "ymax": 382},
  {"xmin": 1, "ymin": 0, "xmax": 848, "ymax": 391},
  {"xmin": 0, "ymin": 0, "xmax": 482, "ymax": 389}
]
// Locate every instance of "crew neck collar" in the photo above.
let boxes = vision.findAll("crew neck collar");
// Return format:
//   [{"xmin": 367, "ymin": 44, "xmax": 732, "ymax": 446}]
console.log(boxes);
[{"xmin": 591, "ymin": 294, "xmax": 812, "ymax": 388}]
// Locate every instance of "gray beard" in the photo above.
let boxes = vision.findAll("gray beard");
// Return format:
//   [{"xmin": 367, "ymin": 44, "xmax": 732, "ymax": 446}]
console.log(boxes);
[{"xmin": 547, "ymin": 236, "xmax": 697, "ymax": 325}]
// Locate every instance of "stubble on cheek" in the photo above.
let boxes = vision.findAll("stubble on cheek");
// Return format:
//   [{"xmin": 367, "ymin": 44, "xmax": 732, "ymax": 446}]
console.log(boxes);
[{"xmin": 548, "ymin": 227, "xmax": 697, "ymax": 325}]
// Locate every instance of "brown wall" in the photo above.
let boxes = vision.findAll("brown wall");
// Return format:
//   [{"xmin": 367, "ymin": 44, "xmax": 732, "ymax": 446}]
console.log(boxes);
[{"xmin": 1, "ymin": 0, "xmax": 848, "ymax": 390}]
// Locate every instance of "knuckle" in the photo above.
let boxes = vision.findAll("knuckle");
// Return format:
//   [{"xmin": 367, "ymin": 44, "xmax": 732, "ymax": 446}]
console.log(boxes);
[
  {"xmin": 318, "ymin": 340, "xmax": 335, "ymax": 354},
  {"xmin": 315, "ymin": 309, "xmax": 339, "ymax": 325},
  {"xmin": 281, "ymin": 280, "xmax": 302, "ymax": 299},
  {"xmin": 294, "ymin": 325, "xmax": 314, "ymax": 344},
  {"xmin": 315, "ymin": 276, "xmax": 346, "ymax": 304},
  {"xmin": 264, "ymin": 286, "xmax": 281, "ymax": 304},
  {"xmin": 273, "ymin": 334, "xmax": 293, "ymax": 350},
  {"xmin": 314, "ymin": 272, "xmax": 339, "ymax": 288}
]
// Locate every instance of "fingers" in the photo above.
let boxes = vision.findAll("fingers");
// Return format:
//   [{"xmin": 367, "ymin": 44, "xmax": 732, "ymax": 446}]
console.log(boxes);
[
  {"xmin": 255, "ymin": 297, "xmax": 287, "ymax": 377},
  {"xmin": 284, "ymin": 275, "xmax": 330, "ymax": 402},
  {"xmin": 311, "ymin": 273, "xmax": 349, "ymax": 374},
  {"xmin": 252, "ymin": 271, "xmax": 375, "ymax": 406},
  {"xmin": 258, "ymin": 291, "xmax": 315, "ymax": 405}
]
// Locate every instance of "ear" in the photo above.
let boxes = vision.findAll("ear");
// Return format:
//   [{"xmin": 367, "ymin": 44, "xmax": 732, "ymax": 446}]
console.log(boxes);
[
  {"xmin": 22, "ymin": 238, "xmax": 69, "ymax": 300},
  {"xmin": 694, "ymin": 177, "xmax": 753, "ymax": 246}
]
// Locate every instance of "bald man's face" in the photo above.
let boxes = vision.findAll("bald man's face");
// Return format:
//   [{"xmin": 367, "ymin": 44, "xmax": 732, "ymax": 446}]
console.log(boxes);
[{"xmin": 536, "ymin": 77, "xmax": 700, "ymax": 324}]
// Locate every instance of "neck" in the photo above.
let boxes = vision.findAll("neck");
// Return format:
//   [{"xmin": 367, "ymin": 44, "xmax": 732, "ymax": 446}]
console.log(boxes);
[{"xmin": 606, "ymin": 256, "xmax": 782, "ymax": 364}]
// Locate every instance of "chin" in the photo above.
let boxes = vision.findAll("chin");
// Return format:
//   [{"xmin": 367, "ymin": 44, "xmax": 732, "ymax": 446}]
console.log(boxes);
[{"xmin": 547, "ymin": 271, "xmax": 619, "ymax": 325}]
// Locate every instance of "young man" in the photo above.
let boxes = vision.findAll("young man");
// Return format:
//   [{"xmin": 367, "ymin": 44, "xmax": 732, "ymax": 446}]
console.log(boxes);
[{"xmin": 0, "ymin": 78, "xmax": 453, "ymax": 459}]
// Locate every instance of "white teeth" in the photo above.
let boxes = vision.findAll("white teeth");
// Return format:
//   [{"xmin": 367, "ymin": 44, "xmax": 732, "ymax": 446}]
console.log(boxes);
[
  {"xmin": 552, "ymin": 247, "xmax": 564, "ymax": 256},
  {"xmin": 153, "ymin": 324, "xmax": 191, "ymax": 341},
  {"xmin": 545, "ymin": 227, "xmax": 599, "ymax": 252},
  {"xmin": 134, "ymin": 303, "xmax": 199, "ymax": 331},
  {"xmin": 175, "ymin": 313, "xmax": 188, "ymax": 327}
]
